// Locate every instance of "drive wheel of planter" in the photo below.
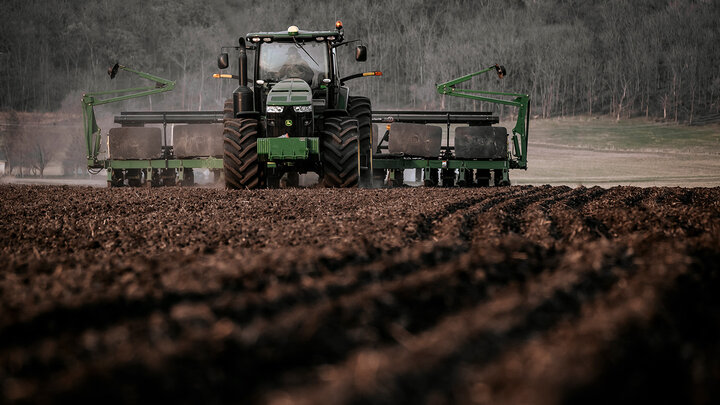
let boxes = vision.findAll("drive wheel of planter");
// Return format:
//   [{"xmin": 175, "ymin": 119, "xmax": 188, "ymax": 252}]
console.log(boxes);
[
  {"xmin": 127, "ymin": 169, "xmax": 143, "ymax": 187},
  {"xmin": 373, "ymin": 169, "xmax": 387, "ymax": 187},
  {"xmin": 161, "ymin": 169, "xmax": 176, "ymax": 186},
  {"xmin": 476, "ymin": 169, "xmax": 491, "ymax": 187},
  {"xmin": 423, "ymin": 168, "xmax": 439, "ymax": 187},
  {"xmin": 286, "ymin": 171, "xmax": 300, "ymax": 187},
  {"xmin": 211, "ymin": 169, "xmax": 223, "ymax": 184},
  {"xmin": 266, "ymin": 173, "xmax": 280, "ymax": 189},
  {"xmin": 320, "ymin": 116, "xmax": 360, "ymax": 188},
  {"xmin": 493, "ymin": 169, "xmax": 511, "ymax": 186},
  {"xmin": 181, "ymin": 168, "xmax": 194, "ymax": 187},
  {"xmin": 348, "ymin": 96, "xmax": 373, "ymax": 187},
  {"xmin": 150, "ymin": 169, "xmax": 163, "ymax": 187},
  {"xmin": 223, "ymin": 117, "xmax": 261, "ymax": 189},
  {"xmin": 441, "ymin": 168, "xmax": 455, "ymax": 187},
  {"xmin": 108, "ymin": 169, "xmax": 124, "ymax": 188}
]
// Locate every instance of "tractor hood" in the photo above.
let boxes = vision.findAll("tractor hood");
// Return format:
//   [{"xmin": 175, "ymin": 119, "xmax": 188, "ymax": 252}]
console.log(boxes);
[{"xmin": 266, "ymin": 79, "xmax": 312, "ymax": 106}]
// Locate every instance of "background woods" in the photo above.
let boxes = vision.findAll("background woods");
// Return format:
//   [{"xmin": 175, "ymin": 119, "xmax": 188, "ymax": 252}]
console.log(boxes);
[{"xmin": 1, "ymin": 0, "xmax": 718, "ymax": 118}]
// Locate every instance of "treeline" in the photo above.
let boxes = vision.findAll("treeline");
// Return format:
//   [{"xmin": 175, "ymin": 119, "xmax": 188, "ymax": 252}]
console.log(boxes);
[
  {"xmin": 1, "ymin": 0, "xmax": 719, "ymax": 122},
  {"xmin": 0, "ymin": 111, "xmax": 85, "ymax": 176}
]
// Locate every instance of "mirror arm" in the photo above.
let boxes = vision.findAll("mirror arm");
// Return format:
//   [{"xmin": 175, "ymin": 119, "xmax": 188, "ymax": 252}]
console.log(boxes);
[
  {"xmin": 332, "ymin": 39, "xmax": 362, "ymax": 49},
  {"xmin": 340, "ymin": 71, "xmax": 382, "ymax": 86}
]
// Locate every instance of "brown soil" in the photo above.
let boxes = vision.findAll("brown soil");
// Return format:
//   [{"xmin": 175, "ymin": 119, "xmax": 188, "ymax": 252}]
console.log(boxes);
[{"xmin": 1, "ymin": 185, "xmax": 719, "ymax": 404}]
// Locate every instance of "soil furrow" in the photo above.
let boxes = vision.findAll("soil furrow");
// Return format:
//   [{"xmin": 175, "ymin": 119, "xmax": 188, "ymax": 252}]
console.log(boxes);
[{"xmin": 1, "ymin": 185, "xmax": 719, "ymax": 404}]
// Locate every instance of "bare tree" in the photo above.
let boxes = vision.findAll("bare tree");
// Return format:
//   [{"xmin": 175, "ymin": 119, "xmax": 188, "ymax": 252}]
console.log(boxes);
[{"xmin": 0, "ymin": 0, "xmax": 719, "ymax": 122}]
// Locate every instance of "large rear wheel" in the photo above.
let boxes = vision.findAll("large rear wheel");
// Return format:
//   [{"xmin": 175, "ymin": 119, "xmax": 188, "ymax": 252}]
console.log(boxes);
[
  {"xmin": 320, "ymin": 117, "xmax": 360, "ymax": 188},
  {"xmin": 223, "ymin": 117, "xmax": 261, "ymax": 189},
  {"xmin": 348, "ymin": 96, "xmax": 373, "ymax": 187}
]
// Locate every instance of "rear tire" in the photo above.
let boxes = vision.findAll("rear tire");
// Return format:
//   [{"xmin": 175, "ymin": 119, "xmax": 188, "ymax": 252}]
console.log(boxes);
[
  {"xmin": 348, "ymin": 96, "xmax": 372, "ymax": 187},
  {"xmin": 320, "ymin": 117, "xmax": 360, "ymax": 188},
  {"xmin": 223, "ymin": 118, "xmax": 261, "ymax": 189},
  {"xmin": 223, "ymin": 98, "xmax": 233, "ymax": 119}
]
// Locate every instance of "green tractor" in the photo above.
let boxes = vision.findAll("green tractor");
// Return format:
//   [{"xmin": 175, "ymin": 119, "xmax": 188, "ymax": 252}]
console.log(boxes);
[{"xmin": 216, "ymin": 22, "xmax": 379, "ymax": 189}]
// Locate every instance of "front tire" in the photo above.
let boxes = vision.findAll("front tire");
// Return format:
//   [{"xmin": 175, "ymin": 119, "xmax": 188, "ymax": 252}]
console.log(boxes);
[
  {"xmin": 223, "ymin": 118, "xmax": 261, "ymax": 189},
  {"xmin": 320, "ymin": 117, "xmax": 360, "ymax": 188}
]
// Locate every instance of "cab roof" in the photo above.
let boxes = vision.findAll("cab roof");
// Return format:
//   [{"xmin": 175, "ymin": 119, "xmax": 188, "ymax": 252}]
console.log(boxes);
[{"xmin": 245, "ymin": 27, "xmax": 344, "ymax": 43}]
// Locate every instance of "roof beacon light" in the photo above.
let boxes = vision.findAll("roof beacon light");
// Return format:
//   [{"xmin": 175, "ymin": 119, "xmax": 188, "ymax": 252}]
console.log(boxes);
[
  {"xmin": 288, "ymin": 25, "xmax": 299, "ymax": 36},
  {"xmin": 335, "ymin": 20, "xmax": 343, "ymax": 30}
]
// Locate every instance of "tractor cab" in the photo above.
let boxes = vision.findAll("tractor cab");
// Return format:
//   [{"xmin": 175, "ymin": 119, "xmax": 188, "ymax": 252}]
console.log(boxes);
[
  {"xmin": 244, "ymin": 24, "xmax": 355, "ymax": 128},
  {"xmin": 257, "ymin": 40, "xmax": 329, "ymax": 88},
  {"xmin": 217, "ymin": 23, "xmax": 368, "ymax": 130}
]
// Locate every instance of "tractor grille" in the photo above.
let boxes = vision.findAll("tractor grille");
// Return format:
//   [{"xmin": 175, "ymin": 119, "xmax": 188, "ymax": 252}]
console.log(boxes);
[{"xmin": 266, "ymin": 108, "xmax": 313, "ymax": 138}]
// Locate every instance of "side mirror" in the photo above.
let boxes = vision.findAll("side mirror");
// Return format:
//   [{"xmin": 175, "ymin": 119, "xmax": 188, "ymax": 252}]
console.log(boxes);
[
  {"xmin": 495, "ymin": 64, "xmax": 507, "ymax": 79},
  {"xmin": 108, "ymin": 63, "xmax": 120, "ymax": 79},
  {"xmin": 218, "ymin": 53, "xmax": 229, "ymax": 69},
  {"xmin": 355, "ymin": 45, "xmax": 367, "ymax": 62}
]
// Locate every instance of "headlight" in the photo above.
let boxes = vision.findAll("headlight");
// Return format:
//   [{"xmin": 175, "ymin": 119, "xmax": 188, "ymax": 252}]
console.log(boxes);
[
  {"xmin": 293, "ymin": 105, "xmax": 312, "ymax": 113},
  {"xmin": 266, "ymin": 105, "xmax": 284, "ymax": 113}
]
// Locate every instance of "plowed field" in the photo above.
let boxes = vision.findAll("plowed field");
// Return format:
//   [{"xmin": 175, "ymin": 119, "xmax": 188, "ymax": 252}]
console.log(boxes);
[{"xmin": 1, "ymin": 185, "xmax": 719, "ymax": 404}]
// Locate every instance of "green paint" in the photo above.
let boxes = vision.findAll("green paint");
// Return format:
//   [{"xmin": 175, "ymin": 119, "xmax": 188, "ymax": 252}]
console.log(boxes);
[
  {"xmin": 105, "ymin": 158, "xmax": 223, "ymax": 169},
  {"xmin": 436, "ymin": 66, "xmax": 530, "ymax": 170},
  {"xmin": 266, "ymin": 79, "xmax": 312, "ymax": 106},
  {"xmin": 373, "ymin": 159, "xmax": 510, "ymax": 170},
  {"xmin": 257, "ymin": 137, "xmax": 320, "ymax": 160},
  {"xmin": 83, "ymin": 65, "xmax": 175, "ymax": 169}
]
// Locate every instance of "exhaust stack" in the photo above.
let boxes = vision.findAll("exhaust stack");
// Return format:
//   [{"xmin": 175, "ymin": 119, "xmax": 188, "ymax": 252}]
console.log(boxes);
[{"xmin": 234, "ymin": 37, "xmax": 254, "ymax": 115}]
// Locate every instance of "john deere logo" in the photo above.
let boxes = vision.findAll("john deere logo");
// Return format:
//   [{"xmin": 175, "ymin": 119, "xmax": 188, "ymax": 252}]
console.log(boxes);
[{"xmin": 285, "ymin": 119, "xmax": 293, "ymax": 127}]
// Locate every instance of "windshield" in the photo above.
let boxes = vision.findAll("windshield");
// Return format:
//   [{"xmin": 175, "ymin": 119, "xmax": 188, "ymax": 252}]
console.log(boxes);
[{"xmin": 258, "ymin": 41, "xmax": 329, "ymax": 87}]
